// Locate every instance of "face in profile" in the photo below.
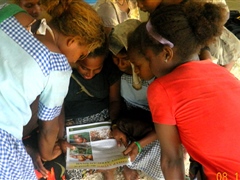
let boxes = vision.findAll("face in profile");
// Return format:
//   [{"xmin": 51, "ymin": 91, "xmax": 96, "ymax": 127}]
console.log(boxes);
[
  {"xmin": 18, "ymin": 0, "xmax": 42, "ymax": 19},
  {"xmin": 144, "ymin": 48, "xmax": 170, "ymax": 78},
  {"xmin": 75, "ymin": 55, "xmax": 104, "ymax": 80},
  {"xmin": 128, "ymin": 49, "xmax": 154, "ymax": 81},
  {"xmin": 112, "ymin": 52, "xmax": 132, "ymax": 75},
  {"xmin": 61, "ymin": 43, "xmax": 90, "ymax": 64}
]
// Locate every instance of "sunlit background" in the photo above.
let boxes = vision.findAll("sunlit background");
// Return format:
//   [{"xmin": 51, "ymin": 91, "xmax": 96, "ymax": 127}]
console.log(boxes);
[{"xmin": 227, "ymin": 0, "xmax": 240, "ymax": 10}]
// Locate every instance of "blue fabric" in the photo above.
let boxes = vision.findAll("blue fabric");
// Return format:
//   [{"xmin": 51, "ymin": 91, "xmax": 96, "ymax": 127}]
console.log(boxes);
[
  {"xmin": 0, "ymin": 128, "xmax": 37, "ymax": 180},
  {"xmin": 0, "ymin": 16, "xmax": 72, "ymax": 139},
  {"xmin": 0, "ymin": 17, "xmax": 71, "ymax": 76},
  {"xmin": 127, "ymin": 140, "xmax": 164, "ymax": 180},
  {"xmin": 121, "ymin": 74, "xmax": 154, "ymax": 110}
]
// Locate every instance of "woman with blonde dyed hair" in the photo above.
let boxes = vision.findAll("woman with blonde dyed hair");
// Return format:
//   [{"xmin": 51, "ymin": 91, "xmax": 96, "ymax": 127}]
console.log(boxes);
[
  {"xmin": 41, "ymin": 0, "xmax": 105, "ymax": 60},
  {"xmin": 0, "ymin": 0, "xmax": 105, "ymax": 179}
]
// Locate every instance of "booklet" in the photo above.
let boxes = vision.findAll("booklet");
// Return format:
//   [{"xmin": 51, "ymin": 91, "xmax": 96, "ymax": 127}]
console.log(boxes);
[{"xmin": 66, "ymin": 121, "xmax": 132, "ymax": 170}]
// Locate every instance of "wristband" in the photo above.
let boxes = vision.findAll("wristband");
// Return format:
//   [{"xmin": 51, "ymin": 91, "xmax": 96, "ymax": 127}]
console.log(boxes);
[{"xmin": 134, "ymin": 141, "xmax": 142, "ymax": 153}]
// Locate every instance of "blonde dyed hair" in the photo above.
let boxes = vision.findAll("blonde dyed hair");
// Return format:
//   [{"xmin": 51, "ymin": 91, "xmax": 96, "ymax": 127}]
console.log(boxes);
[{"xmin": 40, "ymin": 0, "xmax": 105, "ymax": 52}]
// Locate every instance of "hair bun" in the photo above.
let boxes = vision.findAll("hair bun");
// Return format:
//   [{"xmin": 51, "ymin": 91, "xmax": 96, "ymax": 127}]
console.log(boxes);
[{"xmin": 40, "ymin": 0, "xmax": 72, "ymax": 18}]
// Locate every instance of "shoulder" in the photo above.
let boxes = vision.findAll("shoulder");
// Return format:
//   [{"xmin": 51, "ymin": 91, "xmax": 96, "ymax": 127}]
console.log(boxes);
[
  {"xmin": 14, "ymin": 13, "xmax": 61, "ymax": 53},
  {"xmin": 34, "ymin": 33, "xmax": 61, "ymax": 54},
  {"xmin": 14, "ymin": 12, "xmax": 35, "ymax": 28},
  {"xmin": 33, "ymin": 19, "xmax": 61, "ymax": 53}
]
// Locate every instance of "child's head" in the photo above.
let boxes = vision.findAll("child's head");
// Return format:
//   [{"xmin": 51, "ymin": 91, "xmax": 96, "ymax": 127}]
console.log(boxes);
[
  {"xmin": 9, "ymin": 0, "xmax": 42, "ymax": 19},
  {"xmin": 108, "ymin": 19, "xmax": 141, "ymax": 75},
  {"xmin": 135, "ymin": 2, "xmax": 227, "ymax": 77},
  {"xmin": 116, "ymin": 108, "xmax": 154, "ymax": 142},
  {"xmin": 40, "ymin": 0, "xmax": 106, "ymax": 63},
  {"xmin": 74, "ymin": 44, "xmax": 108, "ymax": 80},
  {"xmin": 128, "ymin": 23, "xmax": 155, "ymax": 81},
  {"xmin": 111, "ymin": 48, "xmax": 132, "ymax": 75}
]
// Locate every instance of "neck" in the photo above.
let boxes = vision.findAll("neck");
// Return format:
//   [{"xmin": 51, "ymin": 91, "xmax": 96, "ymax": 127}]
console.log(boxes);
[
  {"xmin": 50, "ymin": 26, "xmax": 59, "ymax": 44},
  {"xmin": 46, "ymin": 25, "xmax": 62, "ymax": 53},
  {"xmin": 171, "ymin": 54, "xmax": 200, "ymax": 70},
  {"xmin": 189, "ymin": 54, "xmax": 200, "ymax": 61}
]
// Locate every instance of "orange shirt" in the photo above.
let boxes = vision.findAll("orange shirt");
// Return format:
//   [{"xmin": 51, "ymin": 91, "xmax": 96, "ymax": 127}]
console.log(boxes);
[{"xmin": 148, "ymin": 60, "xmax": 240, "ymax": 179}]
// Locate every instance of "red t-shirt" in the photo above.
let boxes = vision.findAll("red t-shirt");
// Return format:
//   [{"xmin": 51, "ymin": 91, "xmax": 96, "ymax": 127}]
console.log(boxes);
[{"xmin": 148, "ymin": 60, "xmax": 240, "ymax": 179}]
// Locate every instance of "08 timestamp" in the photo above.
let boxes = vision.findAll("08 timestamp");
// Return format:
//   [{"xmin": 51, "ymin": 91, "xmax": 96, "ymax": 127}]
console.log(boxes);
[{"xmin": 216, "ymin": 172, "xmax": 239, "ymax": 180}]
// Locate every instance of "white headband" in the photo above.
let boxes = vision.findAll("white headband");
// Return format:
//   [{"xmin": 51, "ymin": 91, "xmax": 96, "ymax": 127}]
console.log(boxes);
[{"xmin": 146, "ymin": 21, "xmax": 174, "ymax": 48}]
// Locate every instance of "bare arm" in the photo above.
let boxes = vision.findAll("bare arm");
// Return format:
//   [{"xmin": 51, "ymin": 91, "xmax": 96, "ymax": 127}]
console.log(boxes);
[
  {"xmin": 199, "ymin": 46, "xmax": 236, "ymax": 72},
  {"xmin": 38, "ymin": 117, "xmax": 59, "ymax": 160},
  {"xmin": 57, "ymin": 106, "xmax": 76, "ymax": 153},
  {"xmin": 109, "ymin": 79, "xmax": 122, "ymax": 122},
  {"xmin": 23, "ymin": 96, "xmax": 40, "ymax": 137},
  {"xmin": 155, "ymin": 123, "xmax": 185, "ymax": 180},
  {"xmin": 138, "ymin": 130, "xmax": 157, "ymax": 148},
  {"xmin": 222, "ymin": 60, "xmax": 236, "ymax": 71},
  {"xmin": 57, "ymin": 107, "xmax": 66, "ymax": 140}
]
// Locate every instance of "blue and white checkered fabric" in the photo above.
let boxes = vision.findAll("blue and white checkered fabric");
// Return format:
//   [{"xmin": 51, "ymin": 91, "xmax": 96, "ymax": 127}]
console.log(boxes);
[
  {"xmin": 0, "ymin": 16, "xmax": 72, "ymax": 127},
  {"xmin": 38, "ymin": 101, "xmax": 62, "ymax": 121},
  {"xmin": 127, "ymin": 140, "xmax": 164, "ymax": 180},
  {"xmin": 0, "ymin": 128, "xmax": 37, "ymax": 180},
  {"xmin": 0, "ymin": 17, "xmax": 71, "ymax": 76},
  {"xmin": 121, "ymin": 73, "xmax": 152, "ymax": 87}
]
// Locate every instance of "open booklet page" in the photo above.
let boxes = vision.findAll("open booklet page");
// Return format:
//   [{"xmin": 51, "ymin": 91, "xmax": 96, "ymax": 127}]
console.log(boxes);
[{"xmin": 66, "ymin": 121, "xmax": 131, "ymax": 170}]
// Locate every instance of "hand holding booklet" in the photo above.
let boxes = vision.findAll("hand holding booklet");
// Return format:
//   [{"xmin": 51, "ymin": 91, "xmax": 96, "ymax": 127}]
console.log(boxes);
[{"xmin": 66, "ymin": 121, "xmax": 131, "ymax": 170}]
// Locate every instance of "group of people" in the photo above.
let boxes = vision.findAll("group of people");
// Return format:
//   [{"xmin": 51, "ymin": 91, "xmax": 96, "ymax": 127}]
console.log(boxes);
[{"xmin": 1, "ymin": 0, "xmax": 240, "ymax": 180}]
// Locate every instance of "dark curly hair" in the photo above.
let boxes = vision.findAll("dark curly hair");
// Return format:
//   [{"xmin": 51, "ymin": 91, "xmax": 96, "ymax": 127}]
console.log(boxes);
[{"xmin": 138, "ymin": 1, "xmax": 228, "ymax": 62}]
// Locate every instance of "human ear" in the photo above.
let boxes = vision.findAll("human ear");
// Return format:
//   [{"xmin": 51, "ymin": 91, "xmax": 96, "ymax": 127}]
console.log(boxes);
[
  {"xmin": 66, "ymin": 37, "xmax": 78, "ymax": 47},
  {"xmin": 162, "ymin": 46, "xmax": 173, "ymax": 63}
]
